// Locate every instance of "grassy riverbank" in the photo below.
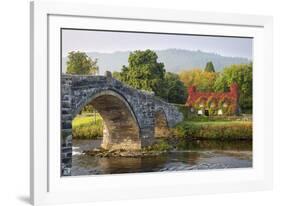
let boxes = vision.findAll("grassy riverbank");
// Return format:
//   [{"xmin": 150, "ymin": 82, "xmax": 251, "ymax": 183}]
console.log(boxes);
[
  {"xmin": 173, "ymin": 119, "xmax": 252, "ymax": 140},
  {"xmin": 72, "ymin": 108, "xmax": 252, "ymax": 141},
  {"xmin": 72, "ymin": 113, "xmax": 103, "ymax": 139},
  {"xmin": 173, "ymin": 105, "xmax": 252, "ymax": 140}
]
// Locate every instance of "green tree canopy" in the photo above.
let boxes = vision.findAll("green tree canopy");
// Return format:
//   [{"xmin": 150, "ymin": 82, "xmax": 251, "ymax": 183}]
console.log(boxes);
[
  {"xmin": 118, "ymin": 50, "xmax": 165, "ymax": 95},
  {"xmin": 112, "ymin": 71, "xmax": 121, "ymax": 80},
  {"xmin": 204, "ymin": 61, "xmax": 215, "ymax": 72},
  {"xmin": 116, "ymin": 50, "xmax": 186, "ymax": 104},
  {"xmin": 214, "ymin": 63, "xmax": 252, "ymax": 110},
  {"xmin": 66, "ymin": 51, "xmax": 99, "ymax": 75},
  {"xmin": 161, "ymin": 72, "xmax": 187, "ymax": 104}
]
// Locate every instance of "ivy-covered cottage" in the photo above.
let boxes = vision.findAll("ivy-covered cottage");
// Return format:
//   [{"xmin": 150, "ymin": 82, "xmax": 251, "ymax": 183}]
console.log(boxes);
[{"xmin": 186, "ymin": 83, "xmax": 240, "ymax": 116}]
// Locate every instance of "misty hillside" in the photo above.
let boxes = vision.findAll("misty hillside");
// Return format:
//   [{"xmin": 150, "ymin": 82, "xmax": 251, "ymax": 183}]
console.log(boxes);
[{"xmin": 62, "ymin": 49, "xmax": 251, "ymax": 74}]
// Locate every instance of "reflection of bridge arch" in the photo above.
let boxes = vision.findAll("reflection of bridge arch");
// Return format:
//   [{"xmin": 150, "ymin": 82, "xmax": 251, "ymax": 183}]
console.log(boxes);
[{"xmin": 61, "ymin": 74, "xmax": 183, "ymax": 176}]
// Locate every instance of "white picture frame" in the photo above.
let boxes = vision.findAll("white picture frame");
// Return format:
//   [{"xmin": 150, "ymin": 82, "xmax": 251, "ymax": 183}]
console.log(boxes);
[{"xmin": 30, "ymin": 1, "xmax": 273, "ymax": 205}]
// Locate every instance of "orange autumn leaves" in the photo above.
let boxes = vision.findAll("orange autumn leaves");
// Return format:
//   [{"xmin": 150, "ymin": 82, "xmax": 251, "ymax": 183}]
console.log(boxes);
[{"xmin": 179, "ymin": 68, "xmax": 218, "ymax": 92}]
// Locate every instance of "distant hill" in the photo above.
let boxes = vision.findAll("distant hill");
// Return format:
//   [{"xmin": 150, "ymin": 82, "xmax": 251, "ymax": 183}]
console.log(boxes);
[{"xmin": 62, "ymin": 49, "xmax": 251, "ymax": 74}]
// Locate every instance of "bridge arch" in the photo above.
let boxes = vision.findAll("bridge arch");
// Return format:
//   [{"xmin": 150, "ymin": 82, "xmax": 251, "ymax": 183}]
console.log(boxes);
[
  {"xmin": 61, "ymin": 74, "xmax": 184, "ymax": 176},
  {"xmin": 73, "ymin": 89, "xmax": 141, "ymax": 150}
]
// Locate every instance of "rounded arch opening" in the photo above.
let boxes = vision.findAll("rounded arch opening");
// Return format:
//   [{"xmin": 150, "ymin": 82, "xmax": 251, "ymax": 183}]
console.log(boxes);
[
  {"xmin": 154, "ymin": 108, "xmax": 170, "ymax": 138},
  {"xmin": 73, "ymin": 90, "xmax": 141, "ymax": 150}
]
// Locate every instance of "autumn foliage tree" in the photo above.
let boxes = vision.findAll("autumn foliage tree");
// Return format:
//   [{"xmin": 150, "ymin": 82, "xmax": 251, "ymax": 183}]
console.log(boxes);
[{"xmin": 179, "ymin": 68, "xmax": 218, "ymax": 94}]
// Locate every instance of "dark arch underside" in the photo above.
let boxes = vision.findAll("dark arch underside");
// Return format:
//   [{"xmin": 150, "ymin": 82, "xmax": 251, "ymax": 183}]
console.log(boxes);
[{"xmin": 84, "ymin": 92, "xmax": 141, "ymax": 150}]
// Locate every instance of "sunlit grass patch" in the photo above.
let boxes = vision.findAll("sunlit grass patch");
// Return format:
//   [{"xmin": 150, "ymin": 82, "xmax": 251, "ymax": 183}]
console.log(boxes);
[{"xmin": 72, "ymin": 113, "xmax": 104, "ymax": 139}]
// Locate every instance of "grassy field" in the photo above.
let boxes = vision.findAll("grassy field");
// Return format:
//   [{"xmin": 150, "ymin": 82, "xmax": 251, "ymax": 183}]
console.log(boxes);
[
  {"xmin": 72, "ymin": 113, "xmax": 103, "ymax": 139},
  {"xmin": 72, "ymin": 115, "xmax": 102, "ymax": 127},
  {"xmin": 172, "ymin": 104, "xmax": 252, "ymax": 140},
  {"xmin": 173, "ymin": 120, "xmax": 252, "ymax": 140},
  {"xmin": 72, "ymin": 107, "xmax": 252, "ymax": 140}
]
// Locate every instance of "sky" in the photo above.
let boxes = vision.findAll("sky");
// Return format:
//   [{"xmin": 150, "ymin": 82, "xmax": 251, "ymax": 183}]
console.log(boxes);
[{"xmin": 62, "ymin": 29, "xmax": 253, "ymax": 59}]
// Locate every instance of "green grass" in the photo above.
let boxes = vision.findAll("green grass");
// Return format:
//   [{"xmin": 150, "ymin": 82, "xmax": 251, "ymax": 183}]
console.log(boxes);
[
  {"xmin": 185, "ymin": 121, "xmax": 249, "ymax": 125},
  {"xmin": 185, "ymin": 115, "xmax": 251, "ymax": 122},
  {"xmin": 71, "ymin": 109, "xmax": 252, "ymax": 140},
  {"xmin": 72, "ymin": 114, "xmax": 103, "ymax": 139},
  {"xmin": 72, "ymin": 115, "xmax": 103, "ymax": 127},
  {"xmin": 174, "ymin": 120, "xmax": 252, "ymax": 140}
]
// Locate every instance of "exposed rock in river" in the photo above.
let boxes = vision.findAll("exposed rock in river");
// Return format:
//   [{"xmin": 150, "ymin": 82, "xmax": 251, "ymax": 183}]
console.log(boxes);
[{"xmin": 84, "ymin": 148, "xmax": 167, "ymax": 158}]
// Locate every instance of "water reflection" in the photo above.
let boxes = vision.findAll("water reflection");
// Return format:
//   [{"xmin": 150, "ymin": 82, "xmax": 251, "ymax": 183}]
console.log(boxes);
[
  {"xmin": 176, "ymin": 139, "xmax": 252, "ymax": 151},
  {"xmin": 71, "ymin": 139, "xmax": 252, "ymax": 176}
]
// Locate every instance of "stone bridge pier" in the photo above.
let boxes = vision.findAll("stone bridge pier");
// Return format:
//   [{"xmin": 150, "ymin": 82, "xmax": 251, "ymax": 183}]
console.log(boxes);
[{"xmin": 61, "ymin": 73, "xmax": 183, "ymax": 176}]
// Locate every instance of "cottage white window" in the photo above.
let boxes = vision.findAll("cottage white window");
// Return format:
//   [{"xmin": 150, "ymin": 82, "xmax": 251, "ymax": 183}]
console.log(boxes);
[
  {"xmin": 210, "ymin": 103, "xmax": 216, "ymax": 108},
  {"xmin": 198, "ymin": 110, "xmax": 203, "ymax": 115},
  {"xmin": 218, "ymin": 109, "xmax": 223, "ymax": 115},
  {"xmin": 223, "ymin": 103, "xmax": 228, "ymax": 108}
]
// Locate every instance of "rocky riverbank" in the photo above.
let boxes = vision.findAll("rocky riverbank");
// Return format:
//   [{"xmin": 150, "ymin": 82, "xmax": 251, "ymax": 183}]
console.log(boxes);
[
  {"xmin": 84, "ymin": 148, "xmax": 167, "ymax": 158},
  {"xmin": 83, "ymin": 138, "xmax": 175, "ymax": 157},
  {"xmin": 82, "ymin": 137, "xmax": 252, "ymax": 158}
]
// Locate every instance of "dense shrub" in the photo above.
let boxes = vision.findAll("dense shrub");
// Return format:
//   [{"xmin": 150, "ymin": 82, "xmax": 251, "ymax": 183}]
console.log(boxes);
[{"xmin": 174, "ymin": 121, "xmax": 252, "ymax": 140}]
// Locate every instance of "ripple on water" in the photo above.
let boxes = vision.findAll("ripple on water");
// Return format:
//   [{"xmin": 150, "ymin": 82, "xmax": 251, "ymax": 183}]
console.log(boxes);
[{"xmin": 70, "ymin": 139, "xmax": 252, "ymax": 176}]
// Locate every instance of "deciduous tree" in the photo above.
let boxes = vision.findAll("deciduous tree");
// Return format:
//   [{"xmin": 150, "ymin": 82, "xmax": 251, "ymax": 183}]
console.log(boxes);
[
  {"xmin": 179, "ymin": 68, "xmax": 218, "ymax": 93},
  {"xmin": 66, "ymin": 51, "xmax": 99, "ymax": 75},
  {"xmin": 213, "ymin": 63, "xmax": 252, "ymax": 111},
  {"xmin": 118, "ymin": 50, "xmax": 165, "ymax": 96},
  {"xmin": 161, "ymin": 72, "xmax": 187, "ymax": 104}
]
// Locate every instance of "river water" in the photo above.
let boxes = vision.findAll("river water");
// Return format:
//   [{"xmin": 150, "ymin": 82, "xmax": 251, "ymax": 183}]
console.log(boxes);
[{"xmin": 71, "ymin": 139, "xmax": 252, "ymax": 176}]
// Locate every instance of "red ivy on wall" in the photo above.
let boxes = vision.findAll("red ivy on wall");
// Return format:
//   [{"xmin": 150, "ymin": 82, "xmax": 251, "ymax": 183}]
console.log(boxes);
[{"xmin": 186, "ymin": 83, "xmax": 240, "ymax": 115}]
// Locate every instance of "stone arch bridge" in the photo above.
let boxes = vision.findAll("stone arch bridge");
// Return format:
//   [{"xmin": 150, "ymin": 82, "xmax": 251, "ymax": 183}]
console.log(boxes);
[{"xmin": 61, "ymin": 72, "xmax": 183, "ymax": 175}]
